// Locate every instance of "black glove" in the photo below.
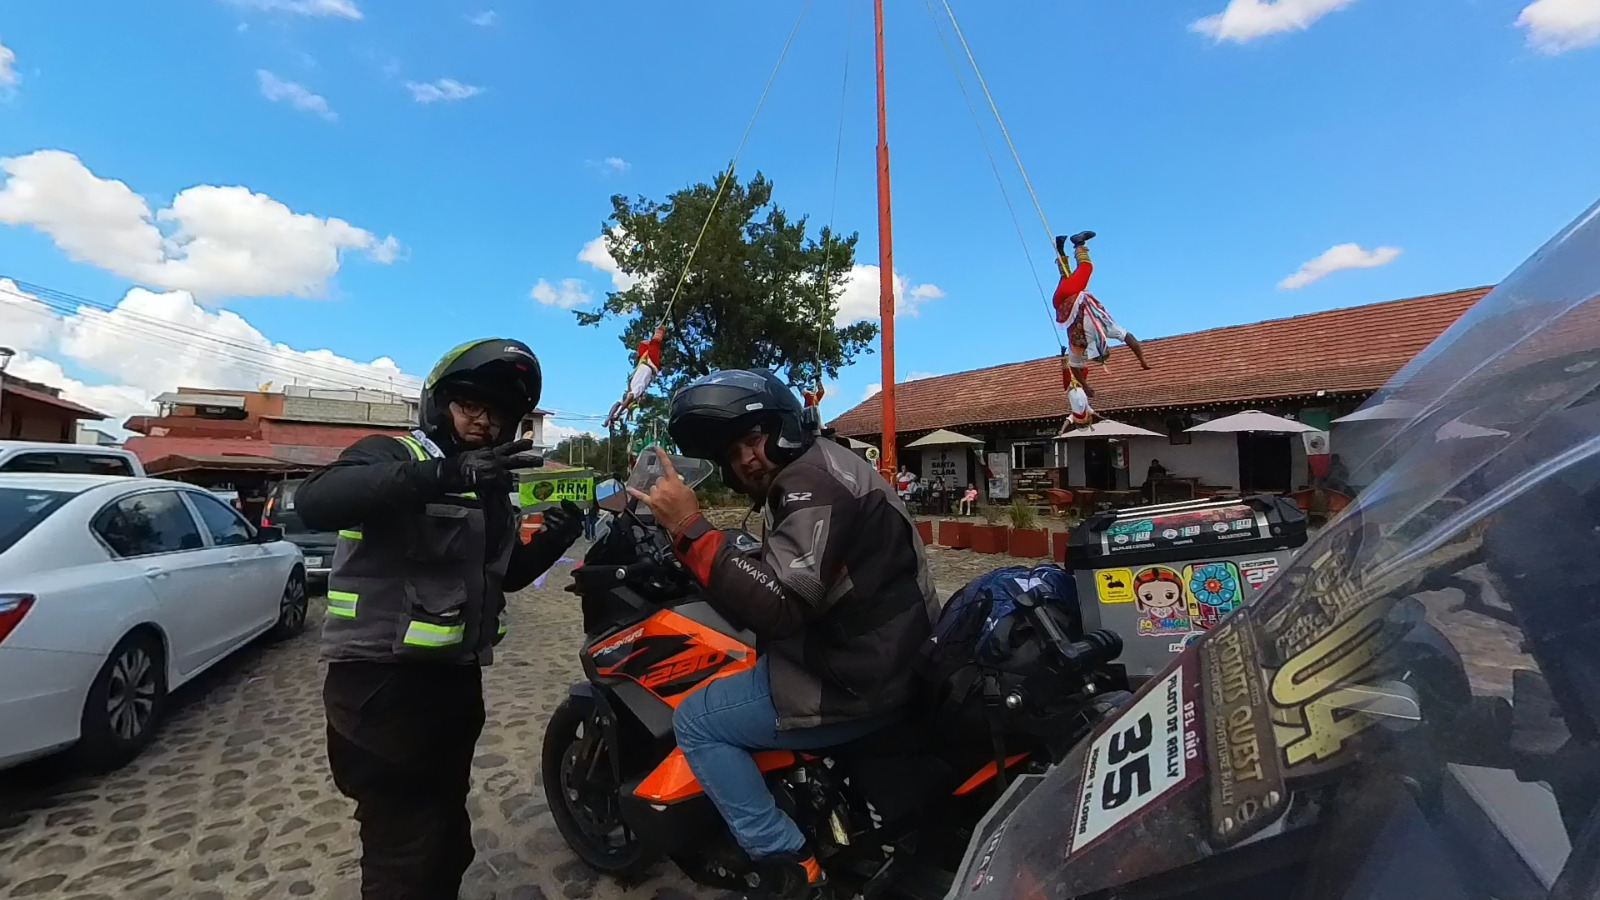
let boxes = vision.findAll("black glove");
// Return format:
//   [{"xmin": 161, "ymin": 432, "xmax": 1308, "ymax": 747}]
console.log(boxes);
[
  {"xmin": 538, "ymin": 500, "xmax": 585, "ymax": 549},
  {"xmin": 440, "ymin": 439, "xmax": 536, "ymax": 495}
]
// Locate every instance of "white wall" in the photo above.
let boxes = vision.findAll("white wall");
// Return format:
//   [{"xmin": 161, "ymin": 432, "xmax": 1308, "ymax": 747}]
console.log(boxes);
[{"xmin": 1138, "ymin": 433, "xmax": 1239, "ymax": 489}]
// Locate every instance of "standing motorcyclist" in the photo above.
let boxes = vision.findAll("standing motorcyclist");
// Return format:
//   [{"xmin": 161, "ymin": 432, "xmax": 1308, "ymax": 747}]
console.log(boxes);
[
  {"xmin": 628, "ymin": 369, "xmax": 939, "ymax": 897},
  {"xmin": 296, "ymin": 338, "xmax": 584, "ymax": 899}
]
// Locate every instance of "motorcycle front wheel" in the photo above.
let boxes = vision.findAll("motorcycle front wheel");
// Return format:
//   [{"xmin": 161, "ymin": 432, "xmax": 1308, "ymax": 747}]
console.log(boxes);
[{"xmin": 542, "ymin": 694, "xmax": 660, "ymax": 876}]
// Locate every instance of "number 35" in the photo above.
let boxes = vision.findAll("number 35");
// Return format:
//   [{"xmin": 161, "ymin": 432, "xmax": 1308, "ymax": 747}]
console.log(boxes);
[{"xmin": 1100, "ymin": 714, "xmax": 1153, "ymax": 810}]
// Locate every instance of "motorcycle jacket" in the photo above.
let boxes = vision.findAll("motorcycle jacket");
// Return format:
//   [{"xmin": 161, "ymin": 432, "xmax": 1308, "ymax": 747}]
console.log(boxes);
[
  {"xmin": 672, "ymin": 439, "xmax": 939, "ymax": 729},
  {"xmin": 296, "ymin": 431, "xmax": 569, "ymax": 668}
]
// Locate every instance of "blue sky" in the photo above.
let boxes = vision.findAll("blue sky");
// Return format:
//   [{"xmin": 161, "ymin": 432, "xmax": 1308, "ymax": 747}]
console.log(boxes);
[{"xmin": 2, "ymin": 0, "xmax": 1599, "ymax": 439}]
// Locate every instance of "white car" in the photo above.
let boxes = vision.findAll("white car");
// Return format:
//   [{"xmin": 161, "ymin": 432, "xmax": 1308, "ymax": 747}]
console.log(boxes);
[{"xmin": 0, "ymin": 474, "xmax": 308, "ymax": 771}]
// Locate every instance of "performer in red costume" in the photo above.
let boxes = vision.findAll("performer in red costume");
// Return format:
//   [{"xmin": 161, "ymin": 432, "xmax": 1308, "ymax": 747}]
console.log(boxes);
[
  {"xmin": 801, "ymin": 383, "xmax": 825, "ymax": 408},
  {"xmin": 1052, "ymin": 231, "xmax": 1151, "ymax": 429},
  {"xmin": 606, "ymin": 324, "xmax": 668, "ymax": 430},
  {"xmin": 1053, "ymin": 230, "xmax": 1152, "ymax": 392}
]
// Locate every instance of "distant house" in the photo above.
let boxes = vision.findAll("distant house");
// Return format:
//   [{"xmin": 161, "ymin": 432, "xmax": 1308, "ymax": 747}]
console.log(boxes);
[
  {"xmin": 828, "ymin": 286, "xmax": 1487, "ymax": 504},
  {"xmin": 0, "ymin": 374, "xmax": 108, "ymax": 443}
]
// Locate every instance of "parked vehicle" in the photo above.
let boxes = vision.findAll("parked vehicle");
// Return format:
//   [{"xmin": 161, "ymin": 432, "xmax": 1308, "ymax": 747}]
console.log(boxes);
[
  {"xmin": 0, "ymin": 440, "xmax": 145, "ymax": 477},
  {"xmin": 0, "ymin": 474, "xmax": 307, "ymax": 771},
  {"xmin": 262, "ymin": 477, "xmax": 334, "ymax": 585},
  {"xmin": 543, "ymin": 455, "xmax": 1130, "ymax": 897}
]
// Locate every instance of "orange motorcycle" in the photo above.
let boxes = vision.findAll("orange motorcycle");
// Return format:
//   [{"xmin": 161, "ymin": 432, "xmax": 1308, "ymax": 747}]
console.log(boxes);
[{"xmin": 542, "ymin": 453, "xmax": 1128, "ymax": 897}]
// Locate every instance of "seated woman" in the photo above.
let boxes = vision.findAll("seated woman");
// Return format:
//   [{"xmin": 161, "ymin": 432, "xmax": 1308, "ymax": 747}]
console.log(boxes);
[{"xmin": 960, "ymin": 483, "xmax": 979, "ymax": 516}]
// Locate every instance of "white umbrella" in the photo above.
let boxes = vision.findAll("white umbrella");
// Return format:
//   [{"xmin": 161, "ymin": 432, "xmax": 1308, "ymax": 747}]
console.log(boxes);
[
  {"xmin": 906, "ymin": 428, "xmax": 985, "ymax": 448},
  {"xmin": 1332, "ymin": 399, "xmax": 1423, "ymax": 423},
  {"xmin": 1435, "ymin": 419, "xmax": 1510, "ymax": 441},
  {"xmin": 1187, "ymin": 410, "xmax": 1320, "ymax": 434},
  {"xmin": 1056, "ymin": 419, "xmax": 1165, "ymax": 439}
]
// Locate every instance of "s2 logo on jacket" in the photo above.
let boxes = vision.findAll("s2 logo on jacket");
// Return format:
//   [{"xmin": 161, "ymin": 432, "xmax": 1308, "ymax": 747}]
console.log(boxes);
[{"xmin": 784, "ymin": 491, "xmax": 813, "ymax": 505}]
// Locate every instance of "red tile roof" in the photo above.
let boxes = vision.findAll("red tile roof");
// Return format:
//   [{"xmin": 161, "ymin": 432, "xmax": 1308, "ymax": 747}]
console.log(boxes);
[
  {"xmin": 829, "ymin": 286, "xmax": 1491, "ymax": 437},
  {"xmin": 1, "ymin": 381, "xmax": 107, "ymax": 419}
]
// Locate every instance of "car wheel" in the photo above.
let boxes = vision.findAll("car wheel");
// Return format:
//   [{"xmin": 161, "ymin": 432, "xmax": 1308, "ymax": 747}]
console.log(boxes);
[
  {"xmin": 75, "ymin": 630, "xmax": 168, "ymax": 772},
  {"xmin": 269, "ymin": 569, "xmax": 309, "ymax": 641}
]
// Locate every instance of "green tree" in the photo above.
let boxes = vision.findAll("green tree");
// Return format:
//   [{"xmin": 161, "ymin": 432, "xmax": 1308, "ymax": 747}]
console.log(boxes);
[{"xmin": 576, "ymin": 170, "xmax": 879, "ymax": 427}]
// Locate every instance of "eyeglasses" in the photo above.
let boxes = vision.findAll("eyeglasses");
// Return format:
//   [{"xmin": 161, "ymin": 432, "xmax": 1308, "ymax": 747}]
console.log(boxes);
[{"xmin": 451, "ymin": 398, "xmax": 504, "ymax": 425}]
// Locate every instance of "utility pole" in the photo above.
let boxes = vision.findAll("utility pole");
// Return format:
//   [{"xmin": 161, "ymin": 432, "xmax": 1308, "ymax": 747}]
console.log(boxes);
[{"xmin": 873, "ymin": 0, "xmax": 898, "ymax": 481}]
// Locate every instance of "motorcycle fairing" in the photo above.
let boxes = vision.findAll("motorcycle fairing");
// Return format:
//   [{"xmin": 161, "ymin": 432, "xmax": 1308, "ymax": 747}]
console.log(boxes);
[
  {"xmin": 585, "ymin": 606, "xmax": 757, "ymax": 708},
  {"xmin": 633, "ymin": 747, "xmax": 802, "ymax": 803}
]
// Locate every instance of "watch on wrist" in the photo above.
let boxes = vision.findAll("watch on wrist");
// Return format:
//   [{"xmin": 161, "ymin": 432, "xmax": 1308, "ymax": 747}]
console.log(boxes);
[{"xmin": 674, "ymin": 515, "xmax": 712, "ymax": 555}]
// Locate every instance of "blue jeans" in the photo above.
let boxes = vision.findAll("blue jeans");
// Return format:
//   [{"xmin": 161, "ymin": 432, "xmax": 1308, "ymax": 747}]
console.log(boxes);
[{"xmin": 673, "ymin": 656, "xmax": 885, "ymax": 859}]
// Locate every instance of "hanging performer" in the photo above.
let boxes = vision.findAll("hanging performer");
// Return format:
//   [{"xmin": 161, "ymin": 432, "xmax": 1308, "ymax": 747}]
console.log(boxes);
[
  {"xmin": 1054, "ymin": 230, "xmax": 1153, "ymax": 392},
  {"xmin": 606, "ymin": 324, "xmax": 668, "ymax": 430},
  {"xmin": 1053, "ymin": 231, "xmax": 1151, "ymax": 428}
]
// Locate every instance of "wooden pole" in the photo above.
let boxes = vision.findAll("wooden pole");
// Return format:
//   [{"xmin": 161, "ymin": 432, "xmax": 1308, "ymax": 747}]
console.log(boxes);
[{"xmin": 874, "ymin": 0, "xmax": 898, "ymax": 480}]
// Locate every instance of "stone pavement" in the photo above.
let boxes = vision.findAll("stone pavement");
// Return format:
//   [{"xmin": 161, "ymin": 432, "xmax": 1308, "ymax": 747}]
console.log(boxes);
[{"xmin": 0, "ymin": 544, "xmax": 1033, "ymax": 900}]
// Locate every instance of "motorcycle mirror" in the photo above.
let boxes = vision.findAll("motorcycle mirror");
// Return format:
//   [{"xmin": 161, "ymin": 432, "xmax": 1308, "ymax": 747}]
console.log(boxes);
[{"xmin": 595, "ymin": 479, "xmax": 628, "ymax": 514}]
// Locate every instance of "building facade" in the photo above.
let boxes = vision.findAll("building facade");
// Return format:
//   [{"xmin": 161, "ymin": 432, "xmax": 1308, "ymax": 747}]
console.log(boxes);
[
  {"xmin": 0, "ymin": 374, "xmax": 108, "ymax": 443},
  {"xmin": 829, "ymin": 286, "xmax": 1487, "ymax": 507}
]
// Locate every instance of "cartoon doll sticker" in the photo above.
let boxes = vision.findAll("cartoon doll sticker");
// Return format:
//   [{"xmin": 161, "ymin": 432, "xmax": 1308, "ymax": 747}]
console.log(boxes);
[{"xmin": 1134, "ymin": 566, "xmax": 1190, "ymax": 635}]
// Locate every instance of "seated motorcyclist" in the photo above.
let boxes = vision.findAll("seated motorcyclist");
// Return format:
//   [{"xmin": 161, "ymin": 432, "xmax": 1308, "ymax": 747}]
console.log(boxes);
[{"xmin": 629, "ymin": 369, "xmax": 939, "ymax": 898}]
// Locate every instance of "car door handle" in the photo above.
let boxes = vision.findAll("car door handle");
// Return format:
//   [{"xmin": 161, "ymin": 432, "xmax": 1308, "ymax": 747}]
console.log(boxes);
[{"xmin": 143, "ymin": 567, "xmax": 169, "ymax": 580}]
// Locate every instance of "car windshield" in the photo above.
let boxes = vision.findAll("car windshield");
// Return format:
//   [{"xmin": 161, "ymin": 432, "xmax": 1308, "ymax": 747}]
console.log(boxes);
[
  {"xmin": 0, "ymin": 487, "xmax": 73, "ymax": 554},
  {"xmin": 949, "ymin": 198, "xmax": 1600, "ymax": 900},
  {"xmin": 267, "ymin": 479, "xmax": 313, "ymax": 534}
]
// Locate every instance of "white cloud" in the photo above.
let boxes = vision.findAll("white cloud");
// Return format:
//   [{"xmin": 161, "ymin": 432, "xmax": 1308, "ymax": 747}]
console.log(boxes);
[
  {"xmin": 530, "ymin": 278, "xmax": 593, "ymax": 309},
  {"xmin": 406, "ymin": 78, "xmax": 483, "ymax": 104},
  {"xmin": 835, "ymin": 265, "xmax": 943, "ymax": 325},
  {"xmin": 225, "ymin": 0, "xmax": 362, "ymax": 19},
  {"xmin": 467, "ymin": 10, "xmax": 498, "ymax": 26},
  {"xmin": 0, "ymin": 150, "xmax": 399, "ymax": 299},
  {"xmin": 1278, "ymin": 243, "xmax": 1402, "ymax": 289},
  {"xmin": 2, "ymin": 285, "xmax": 419, "ymax": 428},
  {"xmin": 1191, "ymin": 0, "xmax": 1359, "ymax": 42},
  {"xmin": 0, "ymin": 278, "xmax": 59, "ymax": 353},
  {"xmin": 1517, "ymin": 0, "xmax": 1600, "ymax": 53},
  {"xmin": 1, "ymin": 38, "xmax": 20, "ymax": 95},
  {"xmin": 257, "ymin": 70, "xmax": 337, "ymax": 121},
  {"xmin": 860, "ymin": 371, "xmax": 937, "ymax": 402},
  {"xmin": 586, "ymin": 157, "xmax": 631, "ymax": 174},
  {"xmin": 578, "ymin": 230, "xmax": 643, "ymax": 292},
  {"xmin": 544, "ymin": 421, "xmax": 601, "ymax": 445}
]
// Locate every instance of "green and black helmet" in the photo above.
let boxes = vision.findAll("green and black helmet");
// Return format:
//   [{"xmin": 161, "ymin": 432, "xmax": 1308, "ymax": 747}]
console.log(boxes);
[{"xmin": 420, "ymin": 338, "xmax": 542, "ymax": 445}]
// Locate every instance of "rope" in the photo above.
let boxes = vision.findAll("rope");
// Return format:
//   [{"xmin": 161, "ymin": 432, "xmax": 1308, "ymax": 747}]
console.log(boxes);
[
  {"xmin": 936, "ymin": 0, "xmax": 1054, "ymax": 246},
  {"xmin": 923, "ymin": 0, "xmax": 1063, "ymax": 349},
  {"xmin": 812, "ymin": 0, "xmax": 857, "ymax": 386},
  {"xmin": 654, "ymin": 0, "xmax": 814, "ymax": 331}
]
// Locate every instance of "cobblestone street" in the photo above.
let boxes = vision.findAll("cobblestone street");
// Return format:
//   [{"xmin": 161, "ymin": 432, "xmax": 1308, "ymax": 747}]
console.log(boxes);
[{"xmin": 0, "ymin": 543, "xmax": 1040, "ymax": 900}]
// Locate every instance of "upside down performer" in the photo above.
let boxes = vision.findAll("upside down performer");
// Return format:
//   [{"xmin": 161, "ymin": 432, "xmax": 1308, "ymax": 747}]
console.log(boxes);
[
  {"xmin": 605, "ymin": 324, "xmax": 667, "ymax": 430},
  {"xmin": 1053, "ymin": 230, "xmax": 1152, "ymax": 428}
]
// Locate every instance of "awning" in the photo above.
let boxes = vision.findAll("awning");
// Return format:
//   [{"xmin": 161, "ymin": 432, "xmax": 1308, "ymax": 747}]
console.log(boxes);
[
  {"xmin": 1436, "ymin": 419, "xmax": 1510, "ymax": 441},
  {"xmin": 153, "ymin": 391, "xmax": 248, "ymax": 409},
  {"xmin": 1332, "ymin": 398, "xmax": 1423, "ymax": 423},
  {"xmin": 1056, "ymin": 419, "xmax": 1165, "ymax": 439},
  {"xmin": 844, "ymin": 437, "xmax": 876, "ymax": 451},
  {"xmin": 1187, "ymin": 410, "xmax": 1321, "ymax": 434},
  {"xmin": 906, "ymin": 429, "xmax": 984, "ymax": 448}
]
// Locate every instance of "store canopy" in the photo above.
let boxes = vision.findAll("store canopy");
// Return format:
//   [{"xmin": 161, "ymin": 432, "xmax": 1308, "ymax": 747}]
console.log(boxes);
[
  {"xmin": 906, "ymin": 429, "xmax": 984, "ymax": 448},
  {"xmin": 1332, "ymin": 398, "xmax": 1424, "ymax": 423},
  {"xmin": 1056, "ymin": 419, "xmax": 1165, "ymax": 439},
  {"xmin": 1436, "ymin": 419, "xmax": 1511, "ymax": 441},
  {"xmin": 1187, "ymin": 410, "xmax": 1321, "ymax": 434},
  {"xmin": 844, "ymin": 437, "xmax": 876, "ymax": 451}
]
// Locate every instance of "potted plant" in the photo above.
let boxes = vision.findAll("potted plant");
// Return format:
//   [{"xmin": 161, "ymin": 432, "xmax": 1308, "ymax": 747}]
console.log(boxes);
[
  {"xmin": 915, "ymin": 520, "xmax": 935, "ymax": 544},
  {"xmin": 1052, "ymin": 529, "xmax": 1071, "ymax": 564},
  {"xmin": 970, "ymin": 505, "xmax": 1010, "ymax": 554},
  {"xmin": 939, "ymin": 518, "xmax": 970, "ymax": 549},
  {"xmin": 1007, "ymin": 500, "xmax": 1050, "ymax": 558}
]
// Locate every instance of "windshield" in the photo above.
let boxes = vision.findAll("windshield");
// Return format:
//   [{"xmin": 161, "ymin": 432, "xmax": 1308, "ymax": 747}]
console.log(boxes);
[
  {"xmin": 627, "ymin": 447, "xmax": 716, "ymax": 496},
  {"xmin": 950, "ymin": 199, "xmax": 1600, "ymax": 900},
  {"xmin": 0, "ymin": 487, "xmax": 73, "ymax": 554}
]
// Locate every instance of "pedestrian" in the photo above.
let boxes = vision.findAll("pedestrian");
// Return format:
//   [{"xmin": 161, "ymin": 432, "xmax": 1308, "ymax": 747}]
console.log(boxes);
[
  {"xmin": 295, "ymin": 338, "xmax": 585, "ymax": 900},
  {"xmin": 584, "ymin": 496, "xmax": 599, "ymax": 541}
]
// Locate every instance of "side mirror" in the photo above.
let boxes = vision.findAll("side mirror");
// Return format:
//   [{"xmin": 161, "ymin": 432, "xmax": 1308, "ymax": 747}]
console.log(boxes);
[
  {"xmin": 257, "ymin": 525, "xmax": 285, "ymax": 543},
  {"xmin": 595, "ymin": 479, "xmax": 628, "ymax": 514}
]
